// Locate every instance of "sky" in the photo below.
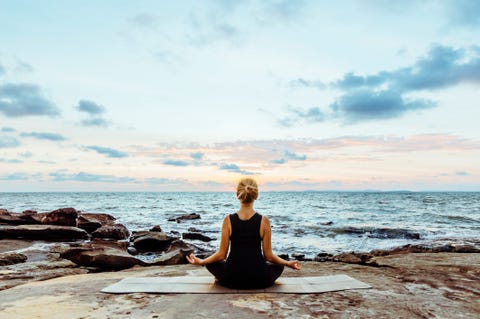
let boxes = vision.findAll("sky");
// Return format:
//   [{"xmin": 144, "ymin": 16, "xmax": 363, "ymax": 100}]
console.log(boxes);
[{"xmin": 0, "ymin": 0, "xmax": 479, "ymax": 192}]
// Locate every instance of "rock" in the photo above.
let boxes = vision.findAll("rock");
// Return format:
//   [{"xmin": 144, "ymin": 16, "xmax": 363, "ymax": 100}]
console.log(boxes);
[
  {"xmin": 314, "ymin": 252, "xmax": 333, "ymax": 262},
  {"xmin": 292, "ymin": 253, "xmax": 306, "ymax": 261},
  {"xmin": 0, "ymin": 225, "xmax": 88, "ymax": 241},
  {"xmin": 0, "ymin": 252, "xmax": 28, "ymax": 266},
  {"xmin": 77, "ymin": 212, "xmax": 116, "ymax": 226},
  {"xmin": 39, "ymin": 208, "xmax": 78, "ymax": 226},
  {"xmin": 332, "ymin": 252, "xmax": 377, "ymax": 266},
  {"xmin": 150, "ymin": 225, "xmax": 162, "ymax": 232},
  {"xmin": 149, "ymin": 249, "xmax": 191, "ymax": 265},
  {"xmin": 182, "ymin": 232, "xmax": 215, "ymax": 242},
  {"xmin": 168, "ymin": 213, "xmax": 201, "ymax": 223},
  {"xmin": 0, "ymin": 211, "xmax": 40, "ymax": 225},
  {"xmin": 131, "ymin": 231, "xmax": 175, "ymax": 252},
  {"xmin": 76, "ymin": 216, "xmax": 102, "ymax": 233},
  {"xmin": 92, "ymin": 224, "xmax": 130, "ymax": 240},
  {"xmin": 278, "ymin": 254, "xmax": 289, "ymax": 260},
  {"xmin": 60, "ymin": 246, "xmax": 146, "ymax": 270},
  {"xmin": 166, "ymin": 239, "xmax": 195, "ymax": 254}
]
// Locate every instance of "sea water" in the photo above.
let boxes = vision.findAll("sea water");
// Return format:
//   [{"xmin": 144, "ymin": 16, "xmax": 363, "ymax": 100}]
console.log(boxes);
[{"xmin": 1, "ymin": 192, "xmax": 479, "ymax": 257}]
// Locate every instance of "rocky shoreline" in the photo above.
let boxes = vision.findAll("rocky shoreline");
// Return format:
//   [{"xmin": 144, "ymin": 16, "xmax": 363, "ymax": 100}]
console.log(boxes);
[{"xmin": 1, "ymin": 207, "xmax": 479, "ymax": 290}]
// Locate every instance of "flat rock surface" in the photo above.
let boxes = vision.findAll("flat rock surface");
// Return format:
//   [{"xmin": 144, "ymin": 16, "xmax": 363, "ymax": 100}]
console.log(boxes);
[{"xmin": 1, "ymin": 253, "xmax": 479, "ymax": 318}]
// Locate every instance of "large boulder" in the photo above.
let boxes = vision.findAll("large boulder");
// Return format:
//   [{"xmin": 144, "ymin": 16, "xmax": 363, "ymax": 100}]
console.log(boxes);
[
  {"xmin": 60, "ymin": 246, "xmax": 146, "ymax": 270},
  {"xmin": 0, "ymin": 225, "xmax": 88, "ymax": 241},
  {"xmin": 92, "ymin": 224, "xmax": 130, "ymax": 240},
  {"xmin": 131, "ymin": 231, "xmax": 176, "ymax": 252},
  {"xmin": 77, "ymin": 212, "xmax": 116, "ymax": 226},
  {"xmin": 39, "ymin": 208, "xmax": 78, "ymax": 226}
]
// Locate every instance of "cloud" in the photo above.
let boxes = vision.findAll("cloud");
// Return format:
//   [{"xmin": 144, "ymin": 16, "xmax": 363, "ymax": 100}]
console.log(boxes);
[
  {"xmin": 1, "ymin": 127, "xmax": 16, "ymax": 132},
  {"xmin": 0, "ymin": 64, "xmax": 5, "ymax": 76},
  {"xmin": 0, "ymin": 136, "xmax": 21, "ymax": 148},
  {"xmin": 278, "ymin": 106, "xmax": 326, "ymax": 126},
  {"xmin": 50, "ymin": 171, "xmax": 135, "ymax": 183},
  {"xmin": 76, "ymin": 99, "xmax": 105, "ymax": 115},
  {"xmin": 271, "ymin": 150, "xmax": 307, "ymax": 164},
  {"xmin": 288, "ymin": 78, "xmax": 326, "ymax": 90},
  {"xmin": 81, "ymin": 118, "xmax": 108, "ymax": 127},
  {"xmin": 144, "ymin": 177, "xmax": 187, "ymax": 185},
  {"xmin": 219, "ymin": 163, "xmax": 254, "ymax": 175},
  {"xmin": 188, "ymin": 11, "xmax": 242, "ymax": 46},
  {"xmin": 0, "ymin": 83, "xmax": 60, "ymax": 117},
  {"xmin": 18, "ymin": 151, "xmax": 33, "ymax": 158},
  {"xmin": 330, "ymin": 89, "xmax": 435, "ymax": 122},
  {"xmin": 0, "ymin": 172, "xmax": 31, "ymax": 180},
  {"xmin": 76, "ymin": 99, "xmax": 109, "ymax": 127},
  {"xmin": 84, "ymin": 145, "xmax": 128, "ymax": 158},
  {"xmin": 163, "ymin": 159, "xmax": 189, "ymax": 167},
  {"xmin": 456, "ymin": 171, "xmax": 469, "ymax": 176},
  {"xmin": 0, "ymin": 158, "xmax": 23, "ymax": 164},
  {"xmin": 21, "ymin": 131, "xmax": 67, "ymax": 141},
  {"xmin": 285, "ymin": 44, "xmax": 480, "ymax": 124},
  {"xmin": 190, "ymin": 152, "xmax": 204, "ymax": 160}
]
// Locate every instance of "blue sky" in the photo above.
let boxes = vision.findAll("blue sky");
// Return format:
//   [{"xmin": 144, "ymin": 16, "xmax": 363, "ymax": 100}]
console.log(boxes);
[{"xmin": 1, "ymin": 0, "xmax": 479, "ymax": 191}]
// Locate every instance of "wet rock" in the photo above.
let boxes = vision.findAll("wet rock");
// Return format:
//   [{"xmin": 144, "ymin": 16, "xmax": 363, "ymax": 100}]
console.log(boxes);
[
  {"xmin": 0, "ymin": 252, "xmax": 28, "ymax": 266},
  {"xmin": 168, "ymin": 213, "xmax": 201, "ymax": 223},
  {"xmin": 292, "ymin": 253, "xmax": 306, "ymax": 261},
  {"xmin": 92, "ymin": 224, "xmax": 130, "ymax": 240},
  {"xmin": 278, "ymin": 254, "xmax": 289, "ymax": 260},
  {"xmin": 314, "ymin": 252, "xmax": 333, "ymax": 262},
  {"xmin": 182, "ymin": 232, "xmax": 215, "ymax": 242},
  {"xmin": 0, "ymin": 225, "xmax": 88, "ymax": 241},
  {"xmin": 40, "ymin": 208, "xmax": 78, "ymax": 227},
  {"xmin": 150, "ymin": 225, "xmax": 162, "ymax": 232},
  {"xmin": 60, "ymin": 246, "xmax": 146, "ymax": 270},
  {"xmin": 131, "ymin": 231, "xmax": 175, "ymax": 252}
]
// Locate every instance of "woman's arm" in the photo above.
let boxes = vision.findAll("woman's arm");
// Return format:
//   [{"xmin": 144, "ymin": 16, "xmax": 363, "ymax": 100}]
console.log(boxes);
[
  {"xmin": 187, "ymin": 215, "xmax": 231, "ymax": 266},
  {"xmin": 261, "ymin": 215, "xmax": 301, "ymax": 270}
]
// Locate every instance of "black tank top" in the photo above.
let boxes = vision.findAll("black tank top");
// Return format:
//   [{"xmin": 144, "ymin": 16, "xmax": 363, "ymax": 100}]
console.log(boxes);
[{"xmin": 224, "ymin": 212, "xmax": 268, "ymax": 288}]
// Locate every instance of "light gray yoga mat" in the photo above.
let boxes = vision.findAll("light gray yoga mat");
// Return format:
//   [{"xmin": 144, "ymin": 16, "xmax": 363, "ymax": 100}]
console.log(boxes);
[{"xmin": 101, "ymin": 274, "xmax": 371, "ymax": 294}]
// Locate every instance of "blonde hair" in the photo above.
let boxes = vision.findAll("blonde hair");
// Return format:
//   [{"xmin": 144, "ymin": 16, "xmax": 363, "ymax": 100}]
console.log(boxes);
[{"xmin": 236, "ymin": 178, "xmax": 258, "ymax": 204}]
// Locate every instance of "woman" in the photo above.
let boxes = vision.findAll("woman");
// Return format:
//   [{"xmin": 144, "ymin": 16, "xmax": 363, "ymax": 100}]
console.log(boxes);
[{"xmin": 187, "ymin": 178, "xmax": 301, "ymax": 289}]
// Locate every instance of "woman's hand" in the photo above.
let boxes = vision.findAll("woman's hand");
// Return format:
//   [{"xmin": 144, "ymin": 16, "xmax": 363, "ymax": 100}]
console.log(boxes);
[
  {"xmin": 186, "ymin": 253, "xmax": 205, "ymax": 266},
  {"xmin": 286, "ymin": 260, "xmax": 301, "ymax": 270}
]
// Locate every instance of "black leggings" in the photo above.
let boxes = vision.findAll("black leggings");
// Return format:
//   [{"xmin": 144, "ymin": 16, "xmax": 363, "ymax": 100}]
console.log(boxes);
[{"xmin": 206, "ymin": 261, "xmax": 284, "ymax": 289}]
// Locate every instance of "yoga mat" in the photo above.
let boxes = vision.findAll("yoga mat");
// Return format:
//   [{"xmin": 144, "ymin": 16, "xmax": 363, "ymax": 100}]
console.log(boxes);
[{"xmin": 101, "ymin": 274, "xmax": 371, "ymax": 294}]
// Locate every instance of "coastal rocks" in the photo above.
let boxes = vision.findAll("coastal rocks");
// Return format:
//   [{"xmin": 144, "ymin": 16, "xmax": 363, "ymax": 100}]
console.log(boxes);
[
  {"xmin": 130, "ymin": 231, "xmax": 176, "ymax": 252},
  {"xmin": 92, "ymin": 224, "xmax": 130, "ymax": 240},
  {"xmin": 182, "ymin": 232, "xmax": 215, "ymax": 242},
  {"xmin": 168, "ymin": 213, "xmax": 201, "ymax": 223},
  {"xmin": 39, "ymin": 207, "xmax": 78, "ymax": 226},
  {"xmin": 0, "ymin": 225, "xmax": 88, "ymax": 241},
  {"xmin": 60, "ymin": 245, "xmax": 147, "ymax": 270},
  {"xmin": 0, "ymin": 210, "xmax": 39, "ymax": 225},
  {"xmin": 0, "ymin": 252, "xmax": 28, "ymax": 266},
  {"xmin": 332, "ymin": 226, "xmax": 421, "ymax": 240}
]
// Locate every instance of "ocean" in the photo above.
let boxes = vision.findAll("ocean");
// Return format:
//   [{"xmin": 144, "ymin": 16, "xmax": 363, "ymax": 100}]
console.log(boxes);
[{"xmin": 1, "ymin": 191, "xmax": 479, "ymax": 258}]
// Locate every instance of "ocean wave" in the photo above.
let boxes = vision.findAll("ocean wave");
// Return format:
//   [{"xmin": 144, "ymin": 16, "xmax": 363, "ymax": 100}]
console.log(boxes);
[{"xmin": 332, "ymin": 226, "xmax": 422, "ymax": 239}]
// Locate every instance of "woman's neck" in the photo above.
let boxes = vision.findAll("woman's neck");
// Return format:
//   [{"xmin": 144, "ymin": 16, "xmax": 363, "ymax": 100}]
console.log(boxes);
[{"xmin": 237, "ymin": 202, "xmax": 255, "ymax": 219}]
